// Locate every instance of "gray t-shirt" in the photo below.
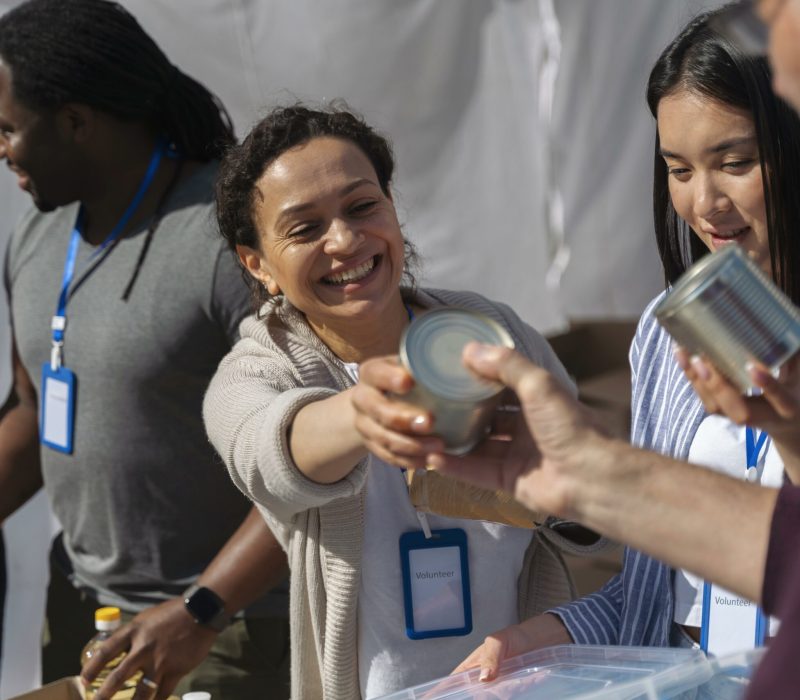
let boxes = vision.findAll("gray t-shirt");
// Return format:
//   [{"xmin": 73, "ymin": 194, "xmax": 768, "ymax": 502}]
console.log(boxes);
[{"xmin": 5, "ymin": 161, "xmax": 278, "ymax": 613}]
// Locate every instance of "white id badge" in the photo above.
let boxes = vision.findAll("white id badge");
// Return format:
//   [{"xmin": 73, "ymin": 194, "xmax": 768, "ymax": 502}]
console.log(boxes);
[
  {"xmin": 399, "ymin": 528, "xmax": 472, "ymax": 640},
  {"xmin": 700, "ymin": 581, "xmax": 767, "ymax": 657},
  {"xmin": 41, "ymin": 364, "xmax": 76, "ymax": 454}
]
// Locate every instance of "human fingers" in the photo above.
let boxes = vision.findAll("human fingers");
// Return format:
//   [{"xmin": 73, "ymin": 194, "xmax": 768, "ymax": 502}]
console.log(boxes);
[
  {"xmin": 358, "ymin": 421, "xmax": 442, "ymax": 470},
  {"xmin": 351, "ymin": 382, "xmax": 434, "ymax": 435},
  {"xmin": 453, "ymin": 633, "xmax": 509, "ymax": 682},
  {"xmin": 462, "ymin": 343, "xmax": 535, "ymax": 389},
  {"xmin": 358, "ymin": 355, "xmax": 415, "ymax": 394},
  {"xmin": 749, "ymin": 361, "xmax": 800, "ymax": 420},
  {"xmin": 131, "ymin": 673, "xmax": 159, "ymax": 700},
  {"xmin": 427, "ymin": 439, "xmax": 532, "ymax": 496},
  {"xmin": 694, "ymin": 358, "xmax": 751, "ymax": 424},
  {"xmin": 80, "ymin": 627, "xmax": 132, "ymax": 687},
  {"xmin": 451, "ymin": 644, "xmax": 484, "ymax": 674},
  {"xmin": 677, "ymin": 351, "xmax": 722, "ymax": 415},
  {"xmin": 353, "ymin": 389, "xmax": 443, "ymax": 461},
  {"xmin": 463, "ymin": 343, "xmax": 572, "ymax": 419},
  {"xmin": 90, "ymin": 642, "xmax": 146, "ymax": 700}
]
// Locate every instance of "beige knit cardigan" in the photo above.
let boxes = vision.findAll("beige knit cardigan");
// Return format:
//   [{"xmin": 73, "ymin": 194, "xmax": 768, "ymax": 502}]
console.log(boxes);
[{"xmin": 204, "ymin": 288, "xmax": 607, "ymax": 700}]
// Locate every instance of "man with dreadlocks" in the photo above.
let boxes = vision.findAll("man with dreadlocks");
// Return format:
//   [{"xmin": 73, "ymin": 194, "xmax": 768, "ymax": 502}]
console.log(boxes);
[{"xmin": 0, "ymin": 1, "xmax": 289, "ymax": 698}]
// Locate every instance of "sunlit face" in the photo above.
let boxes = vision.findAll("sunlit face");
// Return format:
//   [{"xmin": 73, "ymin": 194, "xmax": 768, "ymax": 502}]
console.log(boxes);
[
  {"xmin": 243, "ymin": 136, "xmax": 405, "ymax": 332},
  {"xmin": 758, "ymin": 0, "xmax": 800, "ymax": 110},
  {"xmin": 0, "ymin": 60, "xmax": 73, "ymax": 212},
  {"xmin": 657, "ymin": 89, "xmax": 770, "ymax": 274}
]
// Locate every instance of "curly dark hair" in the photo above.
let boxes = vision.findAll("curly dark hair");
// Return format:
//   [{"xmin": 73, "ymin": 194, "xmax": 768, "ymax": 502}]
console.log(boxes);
[
  {"xmin": 216, "ymin": 103, "xmax": 418, "ymax": 308},
  {"xmin": 0, "ymin": 0, "xmax": 234, "ymax": 161}
]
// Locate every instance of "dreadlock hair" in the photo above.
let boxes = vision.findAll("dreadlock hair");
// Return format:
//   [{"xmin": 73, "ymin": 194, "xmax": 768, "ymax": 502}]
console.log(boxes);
[{"xmin": 0, "ymin": 0, "xmax": 235, "ymax": 161}]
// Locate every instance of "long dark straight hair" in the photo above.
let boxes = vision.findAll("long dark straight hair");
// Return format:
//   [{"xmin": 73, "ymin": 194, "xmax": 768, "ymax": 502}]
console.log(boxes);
[
  {"xmin": 0, "ymin": 0, "xmax": 235, "ymax": 161},
  {"xmin": 646, "ymin": 5, "xmax": 800, "ymax": 305}
]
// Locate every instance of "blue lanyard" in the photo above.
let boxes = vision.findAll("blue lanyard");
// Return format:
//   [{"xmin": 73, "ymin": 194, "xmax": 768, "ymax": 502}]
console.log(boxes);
[
  {"xmin": 745, "ymin": 426, "xmax": 769, "ymax": 478},
  {"xmin": 50, "ymin": 140, "xmax": 166, "ymax": 365}
]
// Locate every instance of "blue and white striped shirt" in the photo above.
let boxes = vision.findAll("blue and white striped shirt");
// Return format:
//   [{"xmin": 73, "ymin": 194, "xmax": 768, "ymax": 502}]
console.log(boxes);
[{"xmin": 550, "ymin": 292, "xmax": 706, "ymax": 646}]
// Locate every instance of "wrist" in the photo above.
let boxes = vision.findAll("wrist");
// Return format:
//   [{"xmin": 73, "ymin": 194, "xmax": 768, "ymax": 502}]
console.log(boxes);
[
  {"xmin": 569, "ymin": 434, "xmax": 649, "ymax": 529},
  {"xmin": 182, "ymin": 584, "xmax": 231, "ymax": 632}
]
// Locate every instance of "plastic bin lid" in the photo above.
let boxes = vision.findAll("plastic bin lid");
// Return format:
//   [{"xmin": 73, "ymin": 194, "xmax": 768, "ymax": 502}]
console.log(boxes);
[
  {"xmin": 374, "ymin": 645, "xmax": 712, "ymax": 700},
  {"xmin": 692, "ymin": 647, "xmax": 765, "ymax": 699}
]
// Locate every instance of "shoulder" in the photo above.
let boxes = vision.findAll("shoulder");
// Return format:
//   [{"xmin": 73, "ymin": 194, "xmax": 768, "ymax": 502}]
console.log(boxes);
[
  {"xmin": 631, "ymin": 290, "xmax": 672, "ymax": 367},
  {"xmin": 158, "ymin": 161, "xmax": 221, "ymax": 248},
  {"xmin": 222, "ymin": 301, "xmax": 339, "ymax": 385},
  {"xmin": 6, "ymin": 204, "xmax": 79, "ymax": 279}
]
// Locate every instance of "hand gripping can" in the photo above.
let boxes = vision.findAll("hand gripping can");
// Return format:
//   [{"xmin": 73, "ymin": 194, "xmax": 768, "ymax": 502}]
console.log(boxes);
[
  {"xmin": 653, "ymin": 244, "xmax": 800, "ymax": 391},
  {"xmin": 399, "ymin": 307, "xmax": 514, "ymax": 454}
]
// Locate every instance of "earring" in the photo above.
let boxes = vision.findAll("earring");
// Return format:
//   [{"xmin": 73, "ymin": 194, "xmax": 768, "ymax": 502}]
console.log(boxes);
[{"xmin": 263, "ymin": 279, "xmax": 281, "ymax": 296}]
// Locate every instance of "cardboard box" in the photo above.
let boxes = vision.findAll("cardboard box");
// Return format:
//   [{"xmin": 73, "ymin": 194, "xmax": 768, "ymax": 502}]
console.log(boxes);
[
  {"xmin": 9, "ymin": 678, "xmax": 85, "ymax": 700},
  {"xmin": 547, "ymin": 320, "xmax": 637, "ymax": 593},
  {"xmin": 8, "ymin": 679, "xmax": 179, "ymax": 700},
  {"xmin": 547, "ymin": 320, "xmax": 637, "ymax": 441}
]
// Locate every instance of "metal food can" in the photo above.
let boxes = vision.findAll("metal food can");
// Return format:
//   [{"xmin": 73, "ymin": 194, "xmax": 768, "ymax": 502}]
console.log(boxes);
[
  {"xmin": 398, "ymin": 307, "xmax": 514, "ymax": 454},
  {"xmin": 653, "ymin": 244, "xmax": 800, "ymax": 391}
]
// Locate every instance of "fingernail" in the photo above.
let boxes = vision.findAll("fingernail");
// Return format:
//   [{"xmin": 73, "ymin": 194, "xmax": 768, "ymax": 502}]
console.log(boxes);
[
  {"xmin": 479, "ymin": 668, "xmax": 491, "ymax": 682},
  {"xmin": 690, "ymin": 355, "xmax": 710, "ymax": 380},
  {"xmin": 464, "ymin": 342, "xmax": 498, "ymax": 362},
  {"xmin": 426, "ymin": 453, "xmax": 444, "ymax": 470},
  {"xmin": 746, "ymin": 361, "xmax": 770, "ymax": 386},
  {"xmin": 673, "ymin": 346, "xmax": 688, "ymax": 370},
  {"xmin": 411, "ymin": 415, "xmax": 429, "ymax": 433}
]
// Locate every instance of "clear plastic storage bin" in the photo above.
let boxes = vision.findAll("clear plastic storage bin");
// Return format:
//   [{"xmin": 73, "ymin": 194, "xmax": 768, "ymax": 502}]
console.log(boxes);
[
  {"xmin": 375, "ymin": 645, "xmax": 712, "ymax": 700},
  {"xmin": 690, "ymin": 648, "xmax": 765, "ymax": 699}
]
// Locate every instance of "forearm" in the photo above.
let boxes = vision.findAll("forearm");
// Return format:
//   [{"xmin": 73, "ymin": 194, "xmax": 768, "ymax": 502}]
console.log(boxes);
[
  {"xmin": 289, "ymin": 388, "xmax": 367, "ymax": 484},
  {"xmin": 0, "ymin": 402, "xmax": 43, "ymax": 522},
  {"xmin": 195, "ymin": 506, "xmax": 288, "ymax": 615},
  {"xmin": 571, "ymin": 436, "xmax": 775, "ymax": 603}
]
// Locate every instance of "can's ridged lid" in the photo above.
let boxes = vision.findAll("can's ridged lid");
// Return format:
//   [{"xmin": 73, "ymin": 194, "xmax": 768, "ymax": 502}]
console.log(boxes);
[{"xmin": 401, "ymin": 308, "xmax": 514, "ymax": 400}]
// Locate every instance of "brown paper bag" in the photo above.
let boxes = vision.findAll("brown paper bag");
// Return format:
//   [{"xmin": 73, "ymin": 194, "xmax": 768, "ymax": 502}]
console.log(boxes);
[{"xmin": 405, "ymin": 468, "xmax": 546, "ymax": 528}]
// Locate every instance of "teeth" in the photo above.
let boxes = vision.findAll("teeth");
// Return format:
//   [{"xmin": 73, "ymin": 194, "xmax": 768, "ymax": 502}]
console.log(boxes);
[
  {"xmin": 324, "ymin": 257, "xmax": 376, "ymax": 285},
  {"xmin": 714, "ymin": 227, "xmax": 748, "ymax": 240}
]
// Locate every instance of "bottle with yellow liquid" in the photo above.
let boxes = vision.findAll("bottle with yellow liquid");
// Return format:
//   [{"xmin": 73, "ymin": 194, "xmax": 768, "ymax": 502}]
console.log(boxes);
[{"xmin": 80, "ymin": 607, "xmax": 142, "ymax": 699}]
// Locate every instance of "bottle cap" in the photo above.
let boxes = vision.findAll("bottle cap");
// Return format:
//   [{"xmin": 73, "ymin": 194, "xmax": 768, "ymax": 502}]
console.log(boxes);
[{"xmin": 94, "ymin": 606, "xmax": 122, "ymax": 631}]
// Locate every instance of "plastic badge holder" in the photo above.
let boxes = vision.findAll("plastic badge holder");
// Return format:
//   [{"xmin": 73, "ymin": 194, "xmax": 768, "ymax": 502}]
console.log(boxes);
[{"xmin": 375, "ymin": 645, "xmax": 711, "ymax": 700}]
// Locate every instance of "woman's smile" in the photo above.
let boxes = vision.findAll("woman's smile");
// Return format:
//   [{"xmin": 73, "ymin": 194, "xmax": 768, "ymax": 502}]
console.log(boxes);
[
  {"xmin": 322, "ymin": 254, "xmax": 380, "ymax": 286},
  {"xmin": 704, "ymin": 225, "xmax": 753, "ymax": 249}
]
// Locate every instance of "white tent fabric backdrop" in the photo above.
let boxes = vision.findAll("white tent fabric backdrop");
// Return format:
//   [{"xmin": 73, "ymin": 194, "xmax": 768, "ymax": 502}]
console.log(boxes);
[{"xmin": 0, "ymin": 0, "xmax": 722, "ymax": 695}]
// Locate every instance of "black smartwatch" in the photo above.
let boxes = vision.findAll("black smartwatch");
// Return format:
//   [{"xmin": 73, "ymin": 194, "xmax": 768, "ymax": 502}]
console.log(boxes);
[{"xmin": 183, "ymin": 584, "xmax": 231, "ymax": 632}]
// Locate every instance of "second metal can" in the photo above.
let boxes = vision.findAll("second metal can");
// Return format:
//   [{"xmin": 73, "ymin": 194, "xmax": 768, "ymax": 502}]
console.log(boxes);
[{"xmin": 653, "ymin": 244, "xmax": 800, "ymax": 391}]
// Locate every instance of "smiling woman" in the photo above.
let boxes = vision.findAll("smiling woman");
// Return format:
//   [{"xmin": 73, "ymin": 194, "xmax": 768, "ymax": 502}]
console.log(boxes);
[
  {"xmin": 204, "ymin": 104, "xmax": 602, "ymax": 700},
  {"xmin": 236, "ymin": 136, "xmax": 408, "ymax": 360},
  {"xmin": 445, "ymin": 1, "xmax": 800, "ymax": 680},
  {"xmin": 552, "ymin": 0, "xmax": 800, "ymax": 651}
]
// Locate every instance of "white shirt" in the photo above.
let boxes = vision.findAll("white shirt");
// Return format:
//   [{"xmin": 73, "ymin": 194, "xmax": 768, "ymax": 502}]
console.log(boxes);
[
  {"xmin": 344, "ymin": 363, "xmax": 532, "ymax": 699},
  {"xmin": 674, "ymin": 415, "xmax": 782, "ymax": 636}
]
